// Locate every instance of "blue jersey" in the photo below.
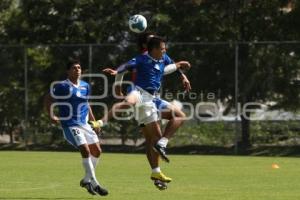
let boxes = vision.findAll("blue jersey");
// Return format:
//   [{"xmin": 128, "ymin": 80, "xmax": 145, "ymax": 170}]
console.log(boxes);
[
  {"xmin": 117, "ymin": 53, "xmax": 174, "ymax": 92},
  {"xmin": 52, "ymin": 79, "xmax": 90, "ymax": 127}
]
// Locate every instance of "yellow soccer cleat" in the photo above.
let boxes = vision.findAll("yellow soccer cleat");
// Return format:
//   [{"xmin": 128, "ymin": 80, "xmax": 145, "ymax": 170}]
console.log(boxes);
[
  {"xmin": 151, "ymin": 172, "xmax": 172, "ymax": 183},
  {"xmin": 88, "ymin": 120, "xmax": 104, "ymax": 129}
]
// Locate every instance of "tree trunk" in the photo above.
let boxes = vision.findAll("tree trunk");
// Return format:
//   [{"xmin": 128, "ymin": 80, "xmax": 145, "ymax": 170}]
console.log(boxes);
[
  {"xmin": 8, "ymin": 126, "xmax": 14, "ymax": 144},
  {"xmin": 240, "ymin": 112, "xmax": 251, "ymax": 149},
  {"xmin": 120, "ymin": 121, "xmax": 128, "ymax": 146}
]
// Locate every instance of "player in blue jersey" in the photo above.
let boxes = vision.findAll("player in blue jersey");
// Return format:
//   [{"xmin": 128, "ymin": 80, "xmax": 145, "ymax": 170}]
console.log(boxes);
[
  {"xmin": 102, "ymin": 33, "xmax": 191, "ymax": 162},
  {"xmin": 44, "ymin": 60, "xmax": 108, "ymax": 196},
  {"xmin": 90, "ymin": 36, "xmax": 191, "ymax": 186},
  {"xmin": 99, "ymin": 32, "xmax": 191, "ymax": 190}
]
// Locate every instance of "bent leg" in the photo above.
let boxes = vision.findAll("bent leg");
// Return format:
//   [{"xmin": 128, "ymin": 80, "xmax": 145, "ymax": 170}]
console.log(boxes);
[
  {"xmin": 101, "ymin": 91, "xmax": 139, "ymax": 123},
  {"xmin": 89, "ymin": 142, "xmax": 101, "ymax": 168},
  {"xmin": 161, "ymin": 104, "xmax": 186, "ymax": 140}
]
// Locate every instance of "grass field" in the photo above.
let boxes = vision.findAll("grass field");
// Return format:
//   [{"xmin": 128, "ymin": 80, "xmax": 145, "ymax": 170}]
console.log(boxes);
[{"xmin": 0, "ymin": 152, "xmax": 300, "ymax": 200}]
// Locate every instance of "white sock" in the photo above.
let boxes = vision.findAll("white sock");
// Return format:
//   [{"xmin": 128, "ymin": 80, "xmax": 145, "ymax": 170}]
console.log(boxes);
[
  {"xmin": 157, "ymin": 137, "xmax": 169, "ymax": 148},
  {"xmin": 91, "ymin": 155, "xmax": 99, "ymax": 169},
  {"xmin": 152, "ymin": 167, "xmax": 161, "ymax": 173},
  {"xmin": 82, "ymin": 157, "xmax": 99, "ymax": 186}
]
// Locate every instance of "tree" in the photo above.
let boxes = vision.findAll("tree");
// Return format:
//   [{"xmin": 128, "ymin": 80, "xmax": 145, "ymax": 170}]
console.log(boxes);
[{"xmin": 1, "ymin": 0, "xmax": 300, "ymax": 149}]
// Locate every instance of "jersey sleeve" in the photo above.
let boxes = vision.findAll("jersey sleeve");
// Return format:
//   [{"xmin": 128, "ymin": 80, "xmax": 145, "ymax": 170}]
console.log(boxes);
[
  {"xmin": 163, "ymin": 54, "xmax": 184, "ymax": 76},
  {"xmin": 116, "ymin": 58, "xmax": 137, "ymax": 74},
  {"xmin": 86, "ymin": 83, "xmax": 91, "ymax": 96},
  {"xmin": 163, "ymin": 53, "xmax": 174, "ymax": 66},
  {"xmin": 52, "ymin": 82, "xmax": 69, "ymax": 97}
]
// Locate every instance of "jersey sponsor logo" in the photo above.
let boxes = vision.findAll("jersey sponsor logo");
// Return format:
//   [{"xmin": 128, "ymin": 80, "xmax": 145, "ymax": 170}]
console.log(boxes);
[{"xmin": 79, "ymin": 86, "xmax": 87, "ymax": 90}]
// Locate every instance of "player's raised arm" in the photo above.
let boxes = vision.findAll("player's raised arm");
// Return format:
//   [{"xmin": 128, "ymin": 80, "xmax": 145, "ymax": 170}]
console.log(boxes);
[
  {"xmin": 163, "ymin": 60, "xmax": 192, "ymax": 92},
  {"xmin": 102, "ymin": 68, "xmax": 117, "ymax": 76},
  {"xmin": 180, "ymin": 73, "xmax": 191, "ymax": 92},
  {"xmin": 163, "ymin": 61, "xmax": 191, "ymax": 75},
  {"xmin": 102, "ymin": 58, "xmax": 138, "ymax": 97}
]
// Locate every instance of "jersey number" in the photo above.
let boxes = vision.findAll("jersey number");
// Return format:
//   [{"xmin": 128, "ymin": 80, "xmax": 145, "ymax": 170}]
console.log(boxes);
[{"xmin": 72, "ymin": 129, "xmax": 80, "ymax": 136}]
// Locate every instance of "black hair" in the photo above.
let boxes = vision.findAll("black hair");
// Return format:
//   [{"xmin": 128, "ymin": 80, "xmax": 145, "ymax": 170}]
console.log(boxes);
[
  {"xmin": 66, "ymin": 59, "xmax": 80, "ymax": 70},
  {"xmin": 147, "ymin": 36, "xmax": 165, "ymax": 52},
  {"xmin": 137, "ymin": 31, "xmax": 156, "ymax": 51}
]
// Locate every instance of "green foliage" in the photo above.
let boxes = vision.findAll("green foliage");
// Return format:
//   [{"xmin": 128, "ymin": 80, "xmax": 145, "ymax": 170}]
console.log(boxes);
[
  {"xmin": 1, "ymin": 1, "xmax": 300, "ymax": 147},
  {"xmin": 250, "ymin": 120, "xmax": 300, "ymax": 145},
  {"xmin": 171, "ymin": 122, "xmax": 235, "ymax": 146}
]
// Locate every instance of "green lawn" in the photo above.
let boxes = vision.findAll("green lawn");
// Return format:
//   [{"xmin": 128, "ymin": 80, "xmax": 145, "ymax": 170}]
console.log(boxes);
[{"xmin": 0, "ymin": 151, "xmax": 300, "ymax": 200}]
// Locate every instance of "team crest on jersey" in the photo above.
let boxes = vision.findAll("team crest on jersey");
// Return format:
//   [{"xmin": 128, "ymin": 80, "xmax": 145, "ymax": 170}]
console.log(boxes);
[
  {"xmin": 154, "ymin": 64, "xmax": 160, "ymax": 70},
  {"xmin": 76, "ymin": 91, "xmax": 82, "ymax": 97}
]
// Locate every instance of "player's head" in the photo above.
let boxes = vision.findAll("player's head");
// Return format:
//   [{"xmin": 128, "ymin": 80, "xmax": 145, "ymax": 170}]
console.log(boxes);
[
  {"xmin": 66, "ymin": 59, "xmax": 81, "ymax": 80},
  {"xmin": 147, "ymin": 36, "xmax": 166, "ymax": 59},
  {"xmin": 137, "ymin": 31, "xmax": 156, "ymax": 52}
]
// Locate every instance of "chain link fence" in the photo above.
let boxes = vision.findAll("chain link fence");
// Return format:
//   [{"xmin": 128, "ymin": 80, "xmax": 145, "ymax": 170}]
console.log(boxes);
[{"xmin": 1, "ymin": 42, "xmax": 300, "ymax": 153}]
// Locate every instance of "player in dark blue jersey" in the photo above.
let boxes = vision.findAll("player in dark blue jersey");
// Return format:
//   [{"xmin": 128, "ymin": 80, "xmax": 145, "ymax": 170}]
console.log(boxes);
[
  {"xmin": 91, "ymin": 36, "xmax": 191, "ymax": 186},
  {"xmin": 44, "ymin": 60, "xmax": 108, "ymax": 196}
]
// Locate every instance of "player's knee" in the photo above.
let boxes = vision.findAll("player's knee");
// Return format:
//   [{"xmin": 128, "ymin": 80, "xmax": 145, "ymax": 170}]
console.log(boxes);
[
  {"xmin": 125, "ymin": 93, "xmax": 138, "ymax": 105},
  {"xmin": 115, "ymin": 102, "xmax": 131, "ymax": 110},
  {"xmin": 175, "ymin": 110, "xmax": 186, "ymax": 125},
  {"xmin": 172, "ymin": 109, "xmax": 185, "ymax": 120},
  {"xmin": 92, "ymin": 148, "xmax": 101, "ymax": 157},
  {"xmin": 178, "ymin": 110, "xmax": 186, "ymax": 118},
  {"xmin": 124, "ymin": 98, "xmax": 136, "ymax": 105},
  {"xmin": 89, "ymin": 144, "xmax": 102, "ymax": 157},
  {"xmin": 80, "ymin": 146, "xmax": 91, "ymax": 158}
]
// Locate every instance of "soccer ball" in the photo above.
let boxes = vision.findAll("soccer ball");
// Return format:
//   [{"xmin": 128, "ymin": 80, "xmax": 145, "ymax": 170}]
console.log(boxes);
[{"xmin": 128, "ymin": 14, "xmax": 147, "ymax": 33}]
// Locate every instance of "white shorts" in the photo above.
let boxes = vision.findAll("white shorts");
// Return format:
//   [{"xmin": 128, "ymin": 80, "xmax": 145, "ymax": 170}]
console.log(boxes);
[
  {"xmin": 62, "ymin": 124, "xmax": 99, "ymax": 147},
  {"xmin": 129, "ymin": 88, "xmax": 159, "ymax": 125}
]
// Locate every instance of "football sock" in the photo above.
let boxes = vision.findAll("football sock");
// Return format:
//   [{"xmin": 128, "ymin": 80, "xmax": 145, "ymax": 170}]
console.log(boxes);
[
  {"xmin": 157, "ymin": 137, "xmax": 169, "ymax": 148},
  {"xmin": 91, "ymin": 155, "xmax": 99, "ymax": 169},
  {"xmin": 152, "ymin": 167, "xmax": 161, "ymax": 173},
  {"xmin": 82, "ymin": 157, "xmax": 100, "ymax": 186}
]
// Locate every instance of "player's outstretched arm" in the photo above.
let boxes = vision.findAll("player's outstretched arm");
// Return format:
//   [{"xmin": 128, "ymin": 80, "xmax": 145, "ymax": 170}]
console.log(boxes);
[
  {"xmin": 164, "ymin": 61, "xmax": 191, "ymax": 75},
  {"xmin": 102, "ymin": 67, "xmax": 128, "ymax": 97},
  {"xmin": 163, "ymin": 61, "xmax": 191, "ymax": 92},
  {"xmin": 102, "ymin": 68, "xmax": 117, "ymax": 76},
  {"xmin": 175, "ymin": 61, "xmax": 191, "ymax": 70},
  {"xmin": 180, "ymin": 73, "xmax": 191, "ymax": 92},
  {"xmin": 175, "ymin": 61, "xmax": 191, "ymax": 92}
]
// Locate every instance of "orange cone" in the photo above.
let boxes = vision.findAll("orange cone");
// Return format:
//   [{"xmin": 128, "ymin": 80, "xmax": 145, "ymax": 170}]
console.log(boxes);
[{"xmin": 272, "ymin": 163, "xmax": 280, "ymax": 169}]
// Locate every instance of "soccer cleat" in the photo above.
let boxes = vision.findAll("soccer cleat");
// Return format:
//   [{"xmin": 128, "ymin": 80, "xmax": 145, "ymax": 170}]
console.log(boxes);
[
  {"xmin": 154, "ymin": 179, "xmax": 168, "ymax": 190},
  {"xmin": 88, "ymin": 120, "xmax": 104, "ymax": 129},
  {"xmin": 153, "ymin": 144, "xmax": 170, "ymax": 163},
  {"xmin": 80, "ymin": 179, "xmax": 96, "ymax": 195},
  {"xmin": 93, "ymin": 185, "xmax": 109, "ymax": 196},
  {"xmin": 151, "ymin": 172, "xmax": 172, "ymax": 183}
]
